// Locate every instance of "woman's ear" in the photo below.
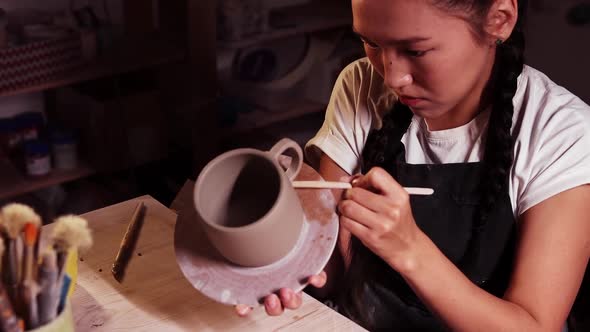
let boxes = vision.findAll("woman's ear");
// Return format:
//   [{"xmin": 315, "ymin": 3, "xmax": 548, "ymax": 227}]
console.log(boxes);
[{"xmin": 486, "ymin": 0, "xmax": 519, "ymax": 44}]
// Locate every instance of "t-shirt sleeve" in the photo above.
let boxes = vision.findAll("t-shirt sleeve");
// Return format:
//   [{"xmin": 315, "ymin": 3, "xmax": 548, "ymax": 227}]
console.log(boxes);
[
  {"xmin": 305, "ymin": 62, "xmax": 366, "ymax": 175},
  {"xmin": 516, "ymin": 100, "xmax": 590, "ymax": 215}
]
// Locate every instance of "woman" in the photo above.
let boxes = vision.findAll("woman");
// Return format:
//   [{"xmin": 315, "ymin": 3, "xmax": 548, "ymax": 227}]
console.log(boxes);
[{"xmin": 237, "ymin": 0, "xmax": 590, "ymax": 330}]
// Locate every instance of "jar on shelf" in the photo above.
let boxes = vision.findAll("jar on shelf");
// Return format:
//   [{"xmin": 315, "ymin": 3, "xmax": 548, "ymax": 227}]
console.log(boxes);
[
  {"xmin": 51, "ymin": 130, "xmax": 78, "ymax": 170},
  {"xmin": 24, "ymin": 139, "xmax": 51, "ymax": 176},
  {"xmin": 0, "ymin": 117, "xmax": 18, "ymax": 154},
  {"xmin": 15, "ymin": 112, "xmax": 44, "ymax": 142}
]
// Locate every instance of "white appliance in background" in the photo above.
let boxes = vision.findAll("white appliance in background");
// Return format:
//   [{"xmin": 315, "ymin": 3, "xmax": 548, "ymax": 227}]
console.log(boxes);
[
  {"xmin": 217, "ymin": 0, "xmax": 313, "ymax": 41},
  {"xmin": 217, "ymin": 30, "xmax": 347, "ymax": 111}
]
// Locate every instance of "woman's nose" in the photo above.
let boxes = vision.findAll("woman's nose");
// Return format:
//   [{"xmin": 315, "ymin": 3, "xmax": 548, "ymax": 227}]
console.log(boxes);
[{"xmin": 383, "ymin": 55, "xmax": 413, "ymax": 90}]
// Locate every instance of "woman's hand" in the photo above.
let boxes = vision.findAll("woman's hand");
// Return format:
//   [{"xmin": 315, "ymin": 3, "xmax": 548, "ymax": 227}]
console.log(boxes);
[
  {"xmin": 338, "ymin": 167, "xmax": 424, "ymax": 272},
  {"xmin": 234, "ymin": 271, "xmax": 327, "ymax": 316}
]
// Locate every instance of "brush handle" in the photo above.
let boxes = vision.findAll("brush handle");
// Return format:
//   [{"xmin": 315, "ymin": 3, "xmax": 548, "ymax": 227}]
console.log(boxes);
[
  {"xmin": 55, "ymin": 251, "xmax": 67, "ymax": 278},
  {"xmin": 37, "ymin": 253, "xmax": 59, "ymax": 325},
  {"xmin": 22, "ymin": 246, "xmax": 34, "ymax": 283},
  {"xmin": 53, "ymin": 250, "xmax": 69, "ymax": 315},
  {"xmin": 0, "ymin": 283, "xmax": 22, "ymax": 332},
  {"xmin": 1, "ymin": 235, "xmax": 13, "ymax": 290},
  {"xmin": 3, "ymin": 239, "xmax": 23, "ymax": 319},
  {"xmin": 22, "ymin": 281, "xmax": 38, "ymax": 330}
]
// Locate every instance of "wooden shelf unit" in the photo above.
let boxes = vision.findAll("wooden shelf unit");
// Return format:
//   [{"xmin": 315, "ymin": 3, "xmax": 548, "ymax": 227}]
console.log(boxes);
[
  {"xmin": 0, "ymin": 35, "xmax": 186, "ymax": 98},
  {"xmin": 0, "ymin": 0, "xmax": 212, "ymax": 200},
  {"xmin": 0, "ymin": 158, "xmax": 95, "ymax": 201}
]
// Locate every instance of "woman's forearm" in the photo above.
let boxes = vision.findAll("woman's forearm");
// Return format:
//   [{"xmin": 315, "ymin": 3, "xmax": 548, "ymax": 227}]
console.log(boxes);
[{"xmin": 399, "ymin": 231, "xmax": 545, "ymax": 332}]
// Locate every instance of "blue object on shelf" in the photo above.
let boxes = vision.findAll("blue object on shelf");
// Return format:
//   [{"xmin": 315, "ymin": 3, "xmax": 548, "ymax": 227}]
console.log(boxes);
[{"xmin": 24, "ymin": 139, "xmax": 50, "ymax": 155}]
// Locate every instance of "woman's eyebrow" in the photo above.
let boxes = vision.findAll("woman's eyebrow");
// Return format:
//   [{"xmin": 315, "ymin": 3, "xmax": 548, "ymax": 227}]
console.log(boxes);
[{"xmin": 352, "ymin": 28, "xmax": 431, "ymax": 45}]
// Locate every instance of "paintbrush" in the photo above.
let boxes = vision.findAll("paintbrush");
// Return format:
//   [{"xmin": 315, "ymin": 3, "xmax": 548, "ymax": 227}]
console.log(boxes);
[
  {"xmin": 0, "ymin": 237, "xmax": 21, "ymax": 332},
  {"xmin": 37, "ymin": 248, "xmax": 58, "ymax": 326},
  {"xmin": 20, "ymin": 223, "xmax": 39, "ymax": 330},
  {"xmin": 21, "ymin": 223, "xmax": 39, "ymax": 283},
  {"xmin": 0, "ymin": 204, "xmax": 40, "ymax": 316},
  {"xmin": 51, "ymin": 215, "xmax": 93, "ymax": 276},
  {"xmin": 112, "ymin": 201, "xmax": 147, "ymax": 283},
  {"xmin": 21, "ymin": 280, "xmax": 39, "ymax": 330},
  {"xmin": 51, "ymin": 215, "xmax": 92, "ymax": 312},
  {"xmin": 0, "ymin": 283, "xmax": 22, "ymax": 332}
]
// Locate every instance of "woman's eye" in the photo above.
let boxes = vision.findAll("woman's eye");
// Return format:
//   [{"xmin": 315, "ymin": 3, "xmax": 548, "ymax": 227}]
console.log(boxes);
[
  {"xmin": 362, "ymin": 40, "xmax": 380, "ymax": 49},
  {"xmin": 405, "ymin": 49, "xmax": 428, "ymax": 57}
]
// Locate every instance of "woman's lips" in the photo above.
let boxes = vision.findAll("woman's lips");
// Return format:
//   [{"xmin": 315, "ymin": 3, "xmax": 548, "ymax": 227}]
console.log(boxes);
[{"xmin": 399, "ymin": 96, "xmax": 425, "ymax": 107}]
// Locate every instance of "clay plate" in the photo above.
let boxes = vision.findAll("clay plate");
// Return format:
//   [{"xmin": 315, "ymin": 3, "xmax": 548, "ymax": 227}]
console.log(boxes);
[{"xmin": 174, "ymin": 163, "xmax": 339, "ymax": 306}]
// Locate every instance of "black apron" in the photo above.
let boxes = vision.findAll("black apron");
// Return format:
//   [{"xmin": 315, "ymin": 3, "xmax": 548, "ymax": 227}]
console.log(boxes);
[{"xmin": 347, "ymin": 104, "xmax": 517, "ymax": 331}]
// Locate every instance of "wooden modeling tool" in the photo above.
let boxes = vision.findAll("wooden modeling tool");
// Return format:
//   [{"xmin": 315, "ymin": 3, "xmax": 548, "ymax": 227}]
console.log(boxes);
[
  {"xmin": 292, "ymin": 180, "xmax": 435, "ymax": 195},
  {"xmin": 112, "ymin": 202, "xmax": 147, "ymax": 283}
]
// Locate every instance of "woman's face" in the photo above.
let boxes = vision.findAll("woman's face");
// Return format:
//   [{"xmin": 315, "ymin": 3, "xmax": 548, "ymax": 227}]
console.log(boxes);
[{"xmin": 352, "ymin": 0, "xmax": 497, "ymax": 130}]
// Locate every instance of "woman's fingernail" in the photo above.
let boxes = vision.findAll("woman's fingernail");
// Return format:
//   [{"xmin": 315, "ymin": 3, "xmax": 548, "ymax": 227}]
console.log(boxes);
[
  {"xmin": 344, "ymin": 189, "xmax": 351, "ymax": 199},
  {"xmin": 236, "ymin": 304, "xmax": 249, "ymax": 315},
  {"xmin": 268, "ymin": 296, "xmax": 278, "ymax": 308},
  {"xmin": 283, "ymin": 290, "xmax": 292, "ymax": 302}
]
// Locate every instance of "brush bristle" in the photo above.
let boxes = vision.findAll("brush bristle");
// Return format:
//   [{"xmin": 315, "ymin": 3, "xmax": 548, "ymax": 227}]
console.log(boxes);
[
  {"xmin": 1, "ymin": 203, "xmax": 41, "ymax": 238},
  {"xmin": 52, "ymin": 215, "xmax": 93, "ymax": 253},
  {"xmin": 23, "ymin": 223, "xmax": 38, "ymax": 246}
]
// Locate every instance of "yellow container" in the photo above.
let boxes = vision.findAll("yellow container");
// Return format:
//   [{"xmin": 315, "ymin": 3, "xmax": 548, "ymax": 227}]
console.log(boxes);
[
  {"xmin": 31, "ymin": 247, "xmax": 78, "ymax": 331},
  {"xmin": 30, "ymin": 301, "xmax": 74, "ymax": 332}
]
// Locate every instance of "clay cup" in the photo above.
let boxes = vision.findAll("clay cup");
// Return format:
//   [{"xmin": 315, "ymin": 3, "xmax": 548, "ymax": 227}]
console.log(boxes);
[{"xmin": 193, "ymin": 138, "xmax": 304, "ymax": 267}]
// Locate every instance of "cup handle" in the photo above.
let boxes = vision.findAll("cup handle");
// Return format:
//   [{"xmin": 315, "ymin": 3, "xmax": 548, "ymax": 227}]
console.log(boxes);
[{"xmin": 268, "ymin": 138, "xmax": 303, "ymax": 181}]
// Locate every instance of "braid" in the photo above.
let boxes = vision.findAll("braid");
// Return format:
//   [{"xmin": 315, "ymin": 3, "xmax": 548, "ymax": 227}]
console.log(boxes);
[
  {"xmin": 362, "ymin": 103, "xmax": 413, "ymax": 173},
  {"xmin": 339, "ymin": 103, "xmax": 412, "ymax": 329},
  {"xmin": 468, "ymin": 1, "xmax": 527, "ymax": 252}
]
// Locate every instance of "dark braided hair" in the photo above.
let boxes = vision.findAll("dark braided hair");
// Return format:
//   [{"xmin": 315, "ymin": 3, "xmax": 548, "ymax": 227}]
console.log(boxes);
[{"xmin": 340, "ymin": 0, "xmax": 527, "ymax": 329}]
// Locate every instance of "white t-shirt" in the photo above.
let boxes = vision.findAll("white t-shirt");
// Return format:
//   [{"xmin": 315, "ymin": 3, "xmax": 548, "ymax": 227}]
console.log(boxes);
[{"xmin": 305, "ymin": 58, "xmax": 590, "ymax": 217}]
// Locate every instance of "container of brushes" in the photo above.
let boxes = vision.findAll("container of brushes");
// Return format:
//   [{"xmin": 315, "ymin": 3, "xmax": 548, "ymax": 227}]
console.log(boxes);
[
  {"xmin": 29, "ymin": 301, "xmax": 73, "ymax": 332},
  {"xmin": 31, "ymin": 249, "xmax": 77, "ymax": 332}
]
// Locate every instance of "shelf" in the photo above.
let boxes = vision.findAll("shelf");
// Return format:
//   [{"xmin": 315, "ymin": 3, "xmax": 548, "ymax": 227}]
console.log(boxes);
[
  {"xmin": 217, "ymin": 1, "xmax": 352, "ymax": 49},
  {"xmin": 0, "ymin": 158, "xmax": 95, "ymax": 201},
  {"xmin": 0, "ymin": 34, "xmax": 186, "ymax": 98},
  {"xmin": 222, "ymin": 100, "xmax": 326, "ymax": 137}
]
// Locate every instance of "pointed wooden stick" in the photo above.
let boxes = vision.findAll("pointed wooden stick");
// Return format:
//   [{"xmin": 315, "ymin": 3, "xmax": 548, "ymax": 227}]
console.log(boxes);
[
  {"xmin": 292, "ymin": 181, "xmax": 434, "ymax": 195},
  {"xmin": 112, "ymin": 202, "xmax": 147, "ymax": 283}
]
